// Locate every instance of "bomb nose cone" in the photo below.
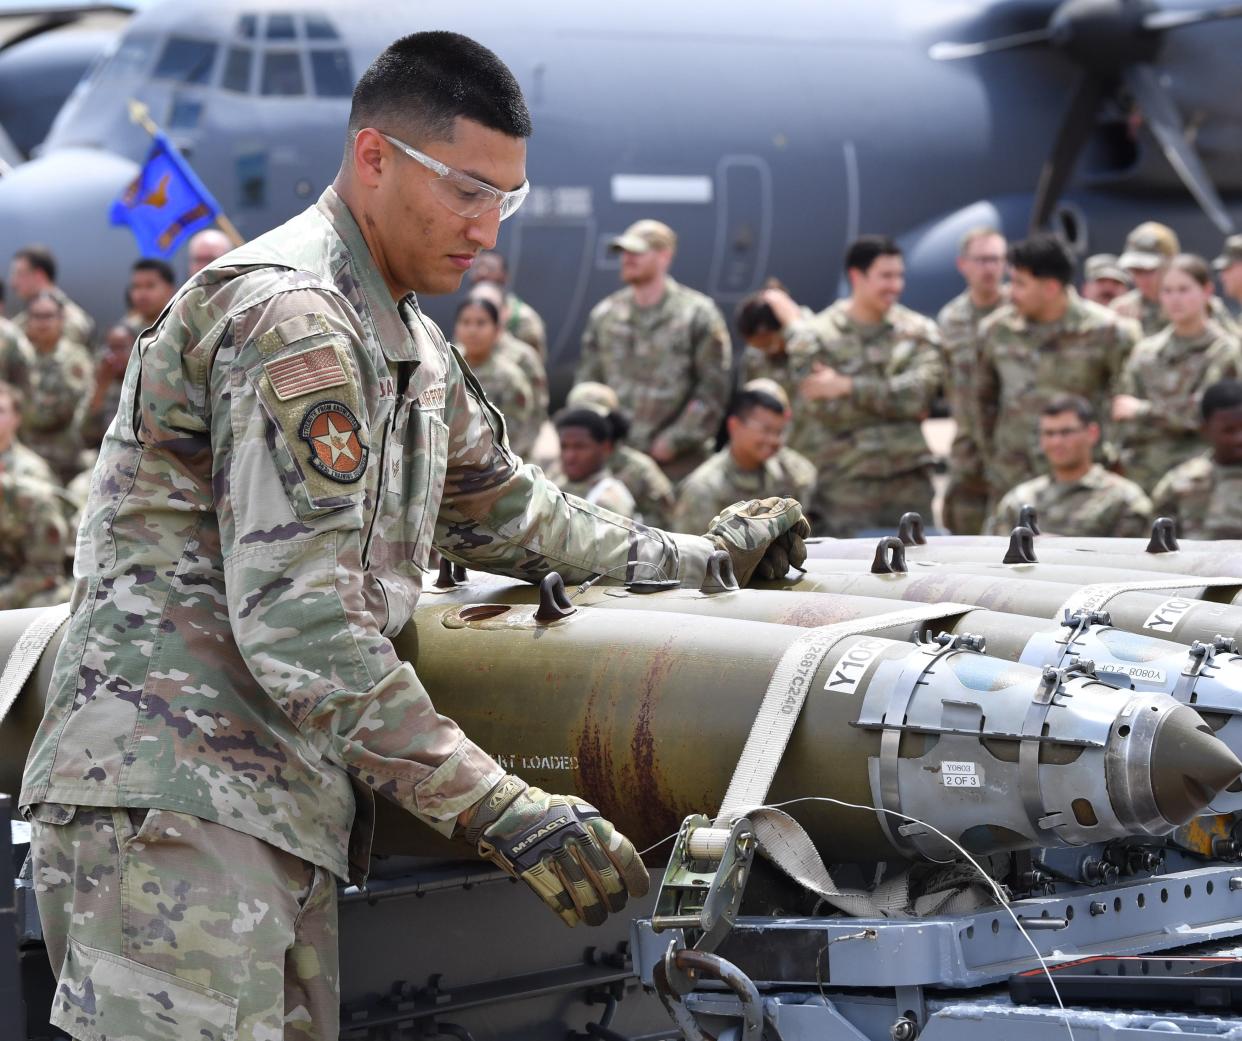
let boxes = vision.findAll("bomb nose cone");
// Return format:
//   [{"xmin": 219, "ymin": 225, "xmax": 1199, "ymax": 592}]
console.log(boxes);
[{"xmin": 1152, "ymin": 706, "xmax": 1242, "ymax": 825}]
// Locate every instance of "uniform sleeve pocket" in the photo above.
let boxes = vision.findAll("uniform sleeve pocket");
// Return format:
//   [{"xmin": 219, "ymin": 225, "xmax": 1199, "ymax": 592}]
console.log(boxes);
[{"xmin": 50, "ymin": 936, "xmax": 239, "ymax": 1041}]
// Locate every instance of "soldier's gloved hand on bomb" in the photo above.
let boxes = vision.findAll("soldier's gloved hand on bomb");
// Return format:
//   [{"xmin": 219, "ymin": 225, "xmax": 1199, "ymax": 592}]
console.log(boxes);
[
  {"xmin": 463, "ymin": 775, "xmax": 650, "ymax": 927},
  {"xmin": 705, "ymin": 496, "xmax": 810, "ymax": 584}
]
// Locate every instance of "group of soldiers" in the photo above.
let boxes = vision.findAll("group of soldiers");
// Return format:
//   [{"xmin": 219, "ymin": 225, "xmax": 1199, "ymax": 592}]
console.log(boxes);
[
  {"xmin": 5, "ymin": 210, "xmax": 1242, "ymax": 614},
  {"xmin": 502, "ymin": 216, "xmax": 1242, "ymax": 546},
  {"xmin": 0, "ymin": 229, "xmax": 234, "ymax": 609}
]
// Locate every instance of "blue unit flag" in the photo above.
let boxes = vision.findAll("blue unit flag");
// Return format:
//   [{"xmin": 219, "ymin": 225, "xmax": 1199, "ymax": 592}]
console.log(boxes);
[{"xmin": 110, "ymin": 131, "xmax": 221, "ymax": 257}]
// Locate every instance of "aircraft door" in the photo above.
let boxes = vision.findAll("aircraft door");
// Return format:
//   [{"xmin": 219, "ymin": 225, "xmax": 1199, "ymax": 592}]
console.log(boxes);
[{"xmin": 708, "ymin": 155, "xmax": 772, "ymax": 303}]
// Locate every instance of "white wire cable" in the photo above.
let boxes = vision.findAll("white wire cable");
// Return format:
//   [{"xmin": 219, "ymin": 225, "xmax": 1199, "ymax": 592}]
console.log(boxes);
[{"xmin": 641, "ymin": 797, "xmax": 1077, "ymax": 1041}]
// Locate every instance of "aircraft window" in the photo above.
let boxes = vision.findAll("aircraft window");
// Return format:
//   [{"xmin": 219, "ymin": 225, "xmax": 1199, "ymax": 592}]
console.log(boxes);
[
  {"xmin": 237, "ymin": 14, "xmax": 257, "ymax": 39},
  {"xmin": 305, "ymin": 14, "xmax": 340, "ymax": 40},
  {"xmin": 310, "ymin": 49, "xmax": 352, "ymax": 97},
  {"xmin": 266, "ymin": 14, "xmax": 297, "ymax": 40},
  {"xmin": 223, "ymin": 47, "xmax": 252, "ymax": 93},
  {"xmin": 261, "ymin": 51, "xmax": 304, "ymax": 96},
  {"xmin": 153, "ymin": 37, "xmax": 218, "ymax": 85},
  {"xmin": 168, "ymin": 97, "xmax": 203, "ymax": 130},
  {"xmin": 237, "ymin": 152, "xmax": 267, "ymax": 208}
]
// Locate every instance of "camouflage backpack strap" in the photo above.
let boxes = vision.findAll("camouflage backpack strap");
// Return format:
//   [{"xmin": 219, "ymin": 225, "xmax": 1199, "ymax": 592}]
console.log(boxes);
[{"xmin": 0, "ymin": 602, "xmax": 71, "ymax": 727}]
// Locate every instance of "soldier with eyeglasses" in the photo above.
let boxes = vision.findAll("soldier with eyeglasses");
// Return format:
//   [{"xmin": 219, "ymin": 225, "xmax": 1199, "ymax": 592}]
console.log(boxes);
[{"xmin": 20, "ymin": 31, "xmax": 808, "ymax": 1041}]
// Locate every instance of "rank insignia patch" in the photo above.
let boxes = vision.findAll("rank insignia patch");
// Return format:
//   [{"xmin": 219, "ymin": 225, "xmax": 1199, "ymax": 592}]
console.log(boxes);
[{"xmin": 299, "ymin": 401, "xmax": 368, "ymax": 483}]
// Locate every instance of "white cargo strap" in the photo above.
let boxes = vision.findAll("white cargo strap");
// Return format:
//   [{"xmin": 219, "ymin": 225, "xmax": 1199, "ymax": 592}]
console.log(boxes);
[
  {"xmin": 1059, "ymin": 577, "xmax": 1242, "ymax": 616},
  {"xmin": 0, "ymin": 603, "xmax": 71, "ymax": 727},
  {"xmin": 716, "ymin": 603, "xmax": 982, "ymax": 917}
]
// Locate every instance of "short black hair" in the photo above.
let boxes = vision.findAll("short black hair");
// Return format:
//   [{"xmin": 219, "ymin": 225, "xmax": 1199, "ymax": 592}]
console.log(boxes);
[
  {"xmin": 728, "ymin": 388, "xmax": 786, "ymax": 422},
  {"xmin": 735, "ymin": 292, "xmax": 780, "ymax": 338},
  {"xmin": 1041, "ymin": 394, "xmax": 1095, "ymax": 425},
  {"xmin": 14, "ymin": 245, "xmax": 55, "ymax": 282},
  {"xmin": 132, "ymin": 258, "xmax": 175, "ymax": 285},
  {"xmin": 0, "ymin": 379, "xmax": 23, "ymax": 413},
  {"xmin": 1009, "ymin": 234, "xmax": 1075, "ymax": 285},
  {"xmin": 349, "ymin": 31, "xmax": 532, "ymax": 145},
  {"xmin": 555, "ymin": 407, "xmax": 612, "ymax": 443},
  {"xmin": 455, "ymin": 297, "xmax": 499, "ymax": 325},
  {"xmin": 844, "ymin": 235, "xmax": 901, "ymax": 275},
  {"xmin": 1202, "ymin": 379, "xmax": 1242, "ymax": 422}
]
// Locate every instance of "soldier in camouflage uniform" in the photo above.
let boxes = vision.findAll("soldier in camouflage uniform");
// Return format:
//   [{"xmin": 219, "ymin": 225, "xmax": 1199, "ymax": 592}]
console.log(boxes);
[
  {"xmin": 471, "ymin": 249, "xmax": 547, "ymax": 358},
  {"xmin": 453, "ymin": 296, "xmax": 542, "ymax": 457},
  {"xmin": 986, "ymin": 394, "xmax": 1153, "ymax": 537},
  {"xmin": 734, "ymin": 280, "xmax": 809, "ymax": 407},
  {"xmin": 20, "ymin": 33, "xmax": 807, "ymax": 1041},
  {"xmin": 674, "ymin": 384, "xmax": 816, "ymax": 535},
  {"xmin": 10, "ymin": 245, "xmax": 95, "ymax": 348},
  {"xmin": 0, "ymin": 379, "xmax": 57, "ymax": 486},
  {"xmin": 1214, "ymin": 235, "xmax": 1242, "ymax": 340},
  {"xmin": 771, "ymin": 235, "xmax": 942, "ymax": 536},
  {"xmin": 468, "ymin": 280, "xmax": 549, "ymax": 416},
  {"xmin": 0, "ymin": 313, "xmax": 31, "ymax": 392},
  {"xmin": 1081, "ymin": 254, "xmax": 1132, "ymax": 307},
  {"xmin": 552, "ymin": 408, "xmax": 636, "ymax": 517},
  {"xmin": 1111, "ymin": 222, "xmax": 1178, "ymax": 337},
  {"xmin": 563, "ymin": 381, "xmax": 676, "ymax": 526},
  {"xmin": 21, "ymin": 290, "xmax": 93, "ymax": 483},
  {"xmin": 976, "ymin": 234, "xmax": 1137, "ymax": 505},
  {"xmin": 1113, "ymin": 254, "xmax": 1242, "ymax": 492},
  {"xmin": 577, "ymin": 219, "xmax": 731, "ymax": 481},
  {"xmin": 1152, "ymin": 379, "xmax": 1242, "ymax": 539},
  {"xmin": 0, "ymin": 470, "xmax": 70, "ymax": 608},
  {"xmin": 82, "ymin": 321, "xmax": 140, "ymax": 448},
  {"xmin": 936, "ymin": 226, "xmax": 1007, "ymax": 534}
]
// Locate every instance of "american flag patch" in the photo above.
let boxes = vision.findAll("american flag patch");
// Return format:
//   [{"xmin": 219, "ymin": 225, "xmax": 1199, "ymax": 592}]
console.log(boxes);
[{"xmin": 264, "ymin": 345, "xmax": 348, "ymax": 401}]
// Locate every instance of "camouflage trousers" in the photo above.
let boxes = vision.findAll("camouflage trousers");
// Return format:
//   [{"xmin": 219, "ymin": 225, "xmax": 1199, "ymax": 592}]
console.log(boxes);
[
  {"xmin": 812, "ymin": 468, "xmax": 934, "ymax": 538},
  {"xmin": 29, "ymin": 804, "xmax": 339, "ymax": 1041},
  {"xmin": 941, "ymin": 474, "xmax": 990, "ymax": 536}
]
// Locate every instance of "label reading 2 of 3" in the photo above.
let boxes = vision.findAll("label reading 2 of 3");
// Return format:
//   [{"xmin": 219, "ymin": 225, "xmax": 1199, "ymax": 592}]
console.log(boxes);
[{"xmin": 942, "ymin": 761, "xmax": 982, "ymax": 788}]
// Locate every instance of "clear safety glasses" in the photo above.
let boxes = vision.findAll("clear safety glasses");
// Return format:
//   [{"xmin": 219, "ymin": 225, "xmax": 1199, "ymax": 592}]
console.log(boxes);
[{"xmin": 381, "ymin": 133, "xmax": 529, "ymax": 221}]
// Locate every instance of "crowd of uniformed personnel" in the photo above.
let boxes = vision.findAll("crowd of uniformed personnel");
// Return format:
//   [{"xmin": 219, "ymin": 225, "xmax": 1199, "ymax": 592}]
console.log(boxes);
[{"xmin": 4, "ymin": 213, "xmax": 1242, "ymax": 611}]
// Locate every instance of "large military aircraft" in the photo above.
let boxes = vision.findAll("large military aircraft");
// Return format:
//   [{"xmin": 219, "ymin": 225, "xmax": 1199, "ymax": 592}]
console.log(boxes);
[{"xmin": 2, "ymin": 0, "xmax": 1242, "ymax": 393}]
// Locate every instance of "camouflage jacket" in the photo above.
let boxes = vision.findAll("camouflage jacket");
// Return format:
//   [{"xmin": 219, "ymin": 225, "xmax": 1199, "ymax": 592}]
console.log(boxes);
[
  {"xmin": 742, "ymin": 345, "xmax": 797, "ymax": 406},
  {"xmin": 672, "ymin": 445, "xmax": 816, "ymax": 535},
  {"xmin": 552, "ymin": 444, "xmax": 677, "ymax": 529},
  {"xmin": 556, "ymin": 469, "xmax": 636, "ymax": 519},
  {"xmin": 20, "ymin": 187, "xmax": 714, "ymax": 884},
  {"xmin": 976, "ymin": 290, "xmax": 1136, "ymax": 495},
  {"xmin": 576, "ymin": 278, "xmax": 731, "ymax": 460},
  {"xmin": 1115, "ymin": 325, "xmax": 1242, "ymax": 492},
  {"xmin": 985, "ymin": 464, "xmax": 1153, "ymax": 537},
  {"xmin": 1210, "ymin": 297, "xmax": 1242, "ymax": 340},
  {"xmin": 0, "ymin": 318, "xmax": 31, "ymax": 393},
  {"xmin": 16, "ymin": 285, "xmax": 96, "ymax": 349},
  {"xmin": 0, "ymin": 471, "xmax": 70, "ymax": 609},
  {"xmin": 495, "ymin": 329, "xmax": 548, "ymax": 416},
  {"xmin": 506, "ymin": 291, "xmax": 547, "ymax": 359},
  {"xmin": 23, "ymin": 337, "xmax": 93, "ymax": 483},
  {"xmin": 0, "ymin": 439, "xmax": 57, "ymax": 486},
  {"xmin": 1110, "ymin": 289, "xmax": 1165, "ymax": 338},
  {"xmin": 936, "ymin": 289, "xmax": 1004, "ymax": 482},
  {"xmin": 785, "ymin": 299, "xmax": 941, "ymax": 479},
  {"xmin": 1152, "ymin": 454, "xmax": 1242, "ymax": 540},
  {"xmin": 467, "ymin": 350, "xmax": 541, "ymax": 459}
]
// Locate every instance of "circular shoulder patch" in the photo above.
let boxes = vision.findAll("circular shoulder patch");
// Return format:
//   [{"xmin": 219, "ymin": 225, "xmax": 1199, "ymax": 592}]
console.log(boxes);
[{"xmin": 299, "ymin": 401, "xmax": 369, "ymax": 483}]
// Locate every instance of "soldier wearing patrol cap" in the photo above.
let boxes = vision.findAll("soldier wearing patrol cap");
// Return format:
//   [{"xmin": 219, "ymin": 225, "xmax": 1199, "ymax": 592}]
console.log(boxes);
[
  {"xmin": 21, "ymin": 31, "xmax": 807, "ymax": 1041},
  {"xmin": 1112, "ymin": 221, "xmax": 1178, "ymax": 336},
  {"xmin": 577, "ymin": 218, "xmax": 732, "ymax": 481},
  {"xmin": 1214, "ymin": 234, "xmax": 1242, "ymax": 339},
  {"xmin": 1081, "ymin": 253, "xmax": 1133, "ymax": 307}
]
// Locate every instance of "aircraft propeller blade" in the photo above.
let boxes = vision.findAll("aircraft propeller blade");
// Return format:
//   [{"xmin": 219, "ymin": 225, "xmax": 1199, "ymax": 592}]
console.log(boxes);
[
  {"xmin": 1123, "ymin": 62, "xmax": 1235, "ymax": 234},
  {"xmin": 1030, "ymin": 72, "xmax": 1109, "ymax": 231},
  {"xmin": 929, "ymin": 27, "xmax": 1054, "ymax": 62},
  {"xmin": 1144, "ymin": 4, "xmax": 1242, "ymax": 32}
]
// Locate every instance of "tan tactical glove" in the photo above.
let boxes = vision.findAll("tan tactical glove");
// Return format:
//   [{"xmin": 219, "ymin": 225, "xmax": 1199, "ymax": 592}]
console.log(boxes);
[
  {"xmin": 464, "ymin": 775, "xmax": 649, "ymax": 927},
  {"xmin": 705, "ymin": 496, "xmax": 810, "ymax": 584}
]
